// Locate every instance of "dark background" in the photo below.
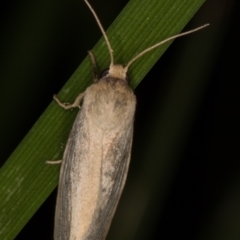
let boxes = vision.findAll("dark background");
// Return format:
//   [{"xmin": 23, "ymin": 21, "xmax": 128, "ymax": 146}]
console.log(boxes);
[{"xmin": 1, "ymin": 0, "xmax": 239, "ymax": 239}]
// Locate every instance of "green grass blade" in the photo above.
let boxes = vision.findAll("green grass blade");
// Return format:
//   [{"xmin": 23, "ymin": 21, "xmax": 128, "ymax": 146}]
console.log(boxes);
[{"xmin": 0, "ymin": 0, "xmax": 206, "ymax": 239}]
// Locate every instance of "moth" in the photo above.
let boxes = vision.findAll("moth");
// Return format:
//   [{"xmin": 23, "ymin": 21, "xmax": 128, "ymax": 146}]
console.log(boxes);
[{"xmin": 48, "ymin": 0, "xmax": 208, "ymax": 239}]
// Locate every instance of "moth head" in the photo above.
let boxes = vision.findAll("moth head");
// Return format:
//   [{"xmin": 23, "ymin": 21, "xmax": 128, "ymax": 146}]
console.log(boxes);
[
  {"xmin": 108, "ymin": 64, "xmax": 128, "ymax": 82},
  {"xmin": 100, "ymin": 65, "xmax": 129, "ymax": 83},
  {"xmin": 84, "ymin": 0, "xmax": 209, "ymax": 82}
]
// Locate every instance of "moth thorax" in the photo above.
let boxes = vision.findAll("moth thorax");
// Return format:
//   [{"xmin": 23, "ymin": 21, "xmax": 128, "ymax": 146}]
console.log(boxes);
[{"xmin": 108, "ymin": 64, "xmax": 128, "ymax": 81}]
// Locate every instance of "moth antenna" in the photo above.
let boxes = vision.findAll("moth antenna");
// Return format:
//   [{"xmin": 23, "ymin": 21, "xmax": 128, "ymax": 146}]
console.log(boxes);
[
  {"xmin": 125, "ymin": 24, "xmax": 209, "ymax": 70},
  {"xmin": 84, "ymin": 0, "xmax": 114, "ymax": 65}
]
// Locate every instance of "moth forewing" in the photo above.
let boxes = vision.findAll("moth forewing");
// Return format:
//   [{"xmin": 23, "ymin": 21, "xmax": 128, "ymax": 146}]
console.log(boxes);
[
  {"xmin": 54, "ymin": 74, "xmax": 136, "ymax": 240},
  {"xmin": 51, "ymin": 0, "xmax": 209, "ymax": 239}
]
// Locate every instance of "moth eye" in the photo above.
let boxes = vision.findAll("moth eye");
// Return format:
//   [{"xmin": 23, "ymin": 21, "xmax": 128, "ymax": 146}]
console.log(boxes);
[
  {"xmin": 100, "ymin": 68, "xmax": 109, "ymax": 78},
  {"xmin": 125, "ymin": 74, "xmax": 130, "ymax": 84}
]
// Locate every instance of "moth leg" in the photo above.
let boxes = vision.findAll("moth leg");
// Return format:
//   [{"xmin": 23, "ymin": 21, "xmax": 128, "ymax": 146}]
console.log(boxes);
[
  {"xmin": 45, "ymin": 160, "xmax": 62, "ymax": 164},
  {"xmin": 88, "ymin": 50, "xmax": 99, "ymax": 82},
  {"xmin": 53, "ymin": 92, "xmax": 85, "ymax": 110}
]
